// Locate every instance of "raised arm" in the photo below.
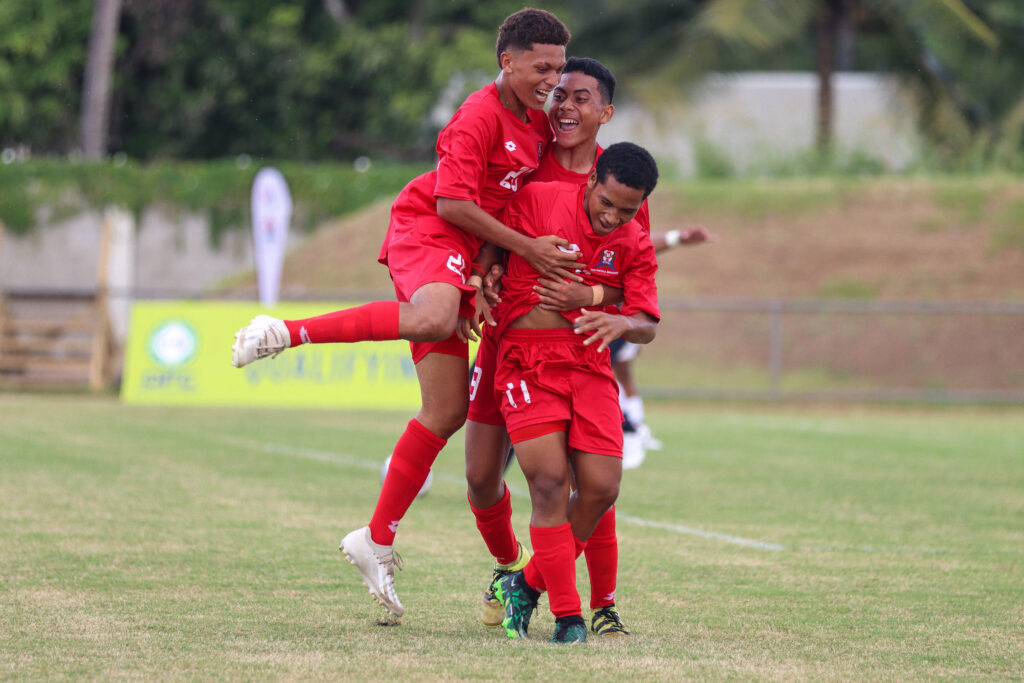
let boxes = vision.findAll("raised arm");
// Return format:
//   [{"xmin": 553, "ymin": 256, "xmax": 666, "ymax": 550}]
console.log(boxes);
[{"xmin": 651, "ymin": 226, "xmax": 715, "ymax": 253}]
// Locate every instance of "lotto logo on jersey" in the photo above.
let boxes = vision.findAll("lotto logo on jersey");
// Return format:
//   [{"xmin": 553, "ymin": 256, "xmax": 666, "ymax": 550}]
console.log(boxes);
[{"xmin": 504, "ymin": 141, "xmax": 517, "ymax": 152}]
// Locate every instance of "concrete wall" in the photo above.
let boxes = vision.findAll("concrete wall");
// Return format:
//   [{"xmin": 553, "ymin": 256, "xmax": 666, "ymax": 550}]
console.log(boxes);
[
  {"xmin": 1, "ymin": 209, "xmax": 256, "ymax": 294},
  {"xmin": 1, "ymin": 208, "xmax": 306, "ymax": 344},
  {"xmin": 598, "ymin": 72, "xmax": 920, "ymax": 176}
]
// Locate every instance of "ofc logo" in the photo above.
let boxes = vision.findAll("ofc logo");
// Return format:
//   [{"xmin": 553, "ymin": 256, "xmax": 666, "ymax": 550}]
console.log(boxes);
[{"xmin": 148, "ymin": 320, "xmax": 199, "ymax": 369}]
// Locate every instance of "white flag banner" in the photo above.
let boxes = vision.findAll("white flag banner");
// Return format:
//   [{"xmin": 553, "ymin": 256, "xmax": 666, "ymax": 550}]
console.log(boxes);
[{"xmin": 251, "ymin": 167, "xmax": 293, "ymax": 307}]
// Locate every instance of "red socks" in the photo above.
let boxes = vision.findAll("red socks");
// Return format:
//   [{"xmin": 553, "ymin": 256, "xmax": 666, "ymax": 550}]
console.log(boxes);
[
  {"xmin": 524, "ymin": 523, "xmax": 581, "ymax": 618},
  {"xmin": 521, "ymin": 508, "xmax": 616, "ymax": 612},
  {"xmin": 368, "ymin": 419, "xmax": 445, "ymax": 545},
  {"xmin": 524, "ymin": 532, "xmax": 585, "ymax": 593},
  {"xmin": 468, "ymin": 485, "xmax": 519, "ymax": 565},
  {"xmin": 284, "ymin": 301, "xmax": 400, "ymax": 346},
  {"xmin": 584, "ymin": 506, "xmax": 618, "ymax": 608}
]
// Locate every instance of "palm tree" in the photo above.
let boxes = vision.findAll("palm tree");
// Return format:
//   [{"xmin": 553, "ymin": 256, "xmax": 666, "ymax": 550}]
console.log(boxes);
[
  {"xmin": 566, "ymin": 0, "xmax": 998, "ymax": 155},
  {"xmin": 691, "ymin": 0, "xmax": 997, "ymax": 153},
  {"xmin": 80, "ymin": 0, "xmax": 123, "ymax": 159}
]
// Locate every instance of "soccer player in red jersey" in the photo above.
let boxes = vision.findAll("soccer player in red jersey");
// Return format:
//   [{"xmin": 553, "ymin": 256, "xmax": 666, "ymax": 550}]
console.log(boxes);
[
  {"xmin": 487, "ymin": 141, "xmax": 662, "ymax": 643},
  {"xmin": 230, "ymin": 9, "xmax": 579, "ymax": 620},
  {"xmin": 466, "ymin": 57, "xmax": 712, "ymax": 637}
]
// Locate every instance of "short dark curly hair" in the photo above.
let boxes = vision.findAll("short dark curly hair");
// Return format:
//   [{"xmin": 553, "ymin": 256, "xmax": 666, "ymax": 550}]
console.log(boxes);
[
  {"xmin": 564, "ymin": 57, "xmax": 616, "ymax": 104},
  {"xmin": 595, "ymin": 142, "xmax": 659, "ymax": 199},
  {"xmin": 495, "ymin": 8, "xmax": 570, "ymax": 66}
]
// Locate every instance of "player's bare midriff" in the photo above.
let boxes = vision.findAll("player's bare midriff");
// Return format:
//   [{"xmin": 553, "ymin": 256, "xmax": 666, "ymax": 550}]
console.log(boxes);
[{"xmin": 507, "ymin": 305, "xmax": 572, "ymax": 330}]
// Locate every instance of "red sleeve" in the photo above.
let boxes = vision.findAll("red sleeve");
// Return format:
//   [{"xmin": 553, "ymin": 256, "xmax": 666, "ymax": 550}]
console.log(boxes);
[
  {"xmin": 501, "ymin": 185, "xmax": 544, "ymax": 239},
  {"xmin": 433, "ymin": 107, "xmax": 494, "ymax": 204},
  {"xmin": 636, "ymin": 200, "xmax": 651, "ymax": 233},
  {"xmin": 620, "ymin": 229, "xmax": 660, "ymax": 321}
]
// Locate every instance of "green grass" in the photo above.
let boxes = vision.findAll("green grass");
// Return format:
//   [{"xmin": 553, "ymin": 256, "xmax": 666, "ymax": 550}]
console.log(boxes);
[
  {"xmin": 992, "ymin": 198, "xmax": 1024, "ymax": 254},
  {"xmin": 934, "ymin": 183, "xmax": 988, "ymax": 227},
  {"xmin": 2, "ymin": 394, "xmax": 1023, "ymax": 680},
  {"xmin": 662, "ymin": 177, "xmax": 855, "ymax": 220},
  {"xmin": 815, "ymin": 278, "xmax": 879, "ymax": 300}
]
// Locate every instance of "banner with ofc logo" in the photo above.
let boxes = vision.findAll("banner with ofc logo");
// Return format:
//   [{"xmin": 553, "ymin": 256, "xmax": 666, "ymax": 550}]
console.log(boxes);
[{"xmin": 121, "ymin": 301, "xmax": 463, "ymax": 410}]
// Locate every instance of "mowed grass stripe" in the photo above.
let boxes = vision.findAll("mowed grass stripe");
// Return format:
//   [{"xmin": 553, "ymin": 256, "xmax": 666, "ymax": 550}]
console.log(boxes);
[{"xmin": 1, "ymin": 394, "xmax": 1022, "ymax": 680}]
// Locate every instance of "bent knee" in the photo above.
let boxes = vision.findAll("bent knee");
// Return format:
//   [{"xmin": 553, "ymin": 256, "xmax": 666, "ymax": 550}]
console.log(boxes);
[
  {"xmin": 466, "ymin": 461, "xmax": 500, "ymax": 496},
  {"xmin": 404, "ymin": 301, "xmax": 458, "ymax": 342},
  {"xmin": 530, "ymin": 473, "xmax": 570, "ymax": 503},
  {"xmin": 419, "ymin": 407, "xmax": 466, "ymax": 440},
  {"xmin": 583, "ymin": 481, "xmax": 619, "ymax": 509}
]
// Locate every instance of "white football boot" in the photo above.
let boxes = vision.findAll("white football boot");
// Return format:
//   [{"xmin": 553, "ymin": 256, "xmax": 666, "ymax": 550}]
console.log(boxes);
[
  {"xmin": 340, "ymin": 526, "xmax": 404, "ymax": 617},
  {"xmin": 231, "ymin": 315, "xmax": 290, "ymax": 367}
]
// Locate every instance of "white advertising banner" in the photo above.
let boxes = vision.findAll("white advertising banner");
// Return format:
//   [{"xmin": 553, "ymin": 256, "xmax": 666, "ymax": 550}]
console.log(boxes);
[{"xmin": 251, "ymin": 167, "xmax": 292, "ymax": 307}]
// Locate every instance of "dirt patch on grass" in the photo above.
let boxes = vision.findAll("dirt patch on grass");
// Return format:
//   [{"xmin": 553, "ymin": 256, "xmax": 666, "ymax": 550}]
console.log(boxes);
[{"xmin": 652, "ymin": 178, "xmax": 1024, "ymax": 301}]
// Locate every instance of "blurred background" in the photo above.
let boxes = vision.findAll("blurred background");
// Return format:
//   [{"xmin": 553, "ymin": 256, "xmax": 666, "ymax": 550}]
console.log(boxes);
[{"xmin": 1, "ymin": 0, "xmax": 1022, "ymax": 403}]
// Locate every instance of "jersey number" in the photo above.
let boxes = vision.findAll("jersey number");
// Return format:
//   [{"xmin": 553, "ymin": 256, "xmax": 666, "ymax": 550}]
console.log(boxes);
[
  {"xmin": 504, "ymin": 379, "xmax": 532, "ymax": 408},
  {"xmin": 499, "ymin": 166, "xmax": 532, "ymax": 192},
  {"xmin": 469, "ymin": 365, "xmax": 482, "ymax": 401},
  {"xmin": 447, "ymin": 253, "xmax": 466, "ymax": 283}
]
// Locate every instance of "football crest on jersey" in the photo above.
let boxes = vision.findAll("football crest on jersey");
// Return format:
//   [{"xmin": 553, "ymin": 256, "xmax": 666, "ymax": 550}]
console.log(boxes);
[
  {"xmin": 594, "ymin": 249, "xmax": 618, "ymax": 273},
  {"xmin": 537, "ymin": 142, "xmax": 544, "ymax": 164}
]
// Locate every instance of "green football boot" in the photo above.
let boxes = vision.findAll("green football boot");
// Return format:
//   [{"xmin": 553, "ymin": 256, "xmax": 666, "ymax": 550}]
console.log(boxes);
[
  {"xmin": 482, "ymin": 542, "xmax": 531, "ymax": 627},
  {"xmin": 493, "ymin": 569, "xmax": 539, "ymax": 639}
]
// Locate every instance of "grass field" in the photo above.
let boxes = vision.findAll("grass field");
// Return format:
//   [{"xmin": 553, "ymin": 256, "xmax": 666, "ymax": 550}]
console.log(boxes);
[{"xmin": 2, "ymin": 393, "xmax": 1022, "ymax": 680}]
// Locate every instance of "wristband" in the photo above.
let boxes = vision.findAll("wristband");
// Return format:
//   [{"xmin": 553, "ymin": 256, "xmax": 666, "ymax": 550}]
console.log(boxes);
[
  {"xmin": 664, "ymin": 230, "xmax": 682, "ymax": 248},
  {"xmin": 471, "ymin": 261, "xmax": 487, "ymax": 275},
  {"xmin": 591, "ymin": 284, "xmax": 604, "ymax": 306},
  {"xmin": 466, "ymin": 275, "xmax": 483, "ymax": 290}
]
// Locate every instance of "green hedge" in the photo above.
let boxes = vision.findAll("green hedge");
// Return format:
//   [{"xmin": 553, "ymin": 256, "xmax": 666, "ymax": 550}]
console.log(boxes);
[{"xmin": 0, "ymin": 158, "xmax": 430, "ymax": 244}]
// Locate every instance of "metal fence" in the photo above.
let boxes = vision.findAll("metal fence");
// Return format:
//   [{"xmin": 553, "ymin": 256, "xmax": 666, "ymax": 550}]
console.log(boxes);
[{"xmin": 637, "ymin": 297, "xmax": 1024, "ymax": 404}]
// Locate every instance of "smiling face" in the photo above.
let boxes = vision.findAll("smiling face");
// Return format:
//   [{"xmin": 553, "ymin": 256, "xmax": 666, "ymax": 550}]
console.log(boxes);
[
  {"xmin": 548, "ymin": 71, "xmax": 613, "ymax": 149},
  {"xmin": 500, "ymin": 43, "xmax": 566, "ymax": 111},
  {"xmin": 584, "ymin": 171, "xmax": 646, "ymax": 236}
]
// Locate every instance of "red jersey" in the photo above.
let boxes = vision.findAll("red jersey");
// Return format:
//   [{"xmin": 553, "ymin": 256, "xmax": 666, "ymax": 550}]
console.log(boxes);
[
  {"xmin": 497, "ymin": 181, "xmax": 660, "ymax": 336},
  {"xmin": 532, "ymin": 145, "xmax": 651, "ymax": 231},
  {"xmin": 380, "ymin": 83, "xmax": 552, "ymax": 266}
]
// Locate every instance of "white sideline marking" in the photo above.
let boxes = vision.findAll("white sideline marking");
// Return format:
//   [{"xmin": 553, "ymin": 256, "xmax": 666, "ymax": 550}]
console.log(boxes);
[
  {"xmin": 224, "ymin": 438, "xmax": 1013, "ymax": 556},
  {"xmin": 225, "ymin": 437, "xmax": 785, "ymax": 552},
  {"xmin": 614, "ymin": 513, "xmax": 785, "ymax": 551}
]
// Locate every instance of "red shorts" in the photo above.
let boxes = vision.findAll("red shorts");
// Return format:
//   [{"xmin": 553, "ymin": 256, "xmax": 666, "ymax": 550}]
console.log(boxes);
[
  {"xmin": 384, "ymin": 209, "xmax": 478, "ymax": 363},
  {"xmin": 496, "ymin": 328, "xmax": 622, "ymax": 457},
  {"xmin": 467, "ymin": 325, "xmax": 504, "ymax": 425}
]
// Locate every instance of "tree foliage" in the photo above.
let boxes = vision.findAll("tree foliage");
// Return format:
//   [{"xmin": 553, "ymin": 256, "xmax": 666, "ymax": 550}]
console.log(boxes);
[
  {"xmin": 0, "ymin": 0, "xmax": 1022, "ymax": 167},
  {"xmin": 2, "ymin": 0, "xmax": 531, "ymax": 160},
  {"xmin": 109, "ymin": 0, "xmax": 530, "ymax": 159},
  {"xmin": 0, "ymin": 1, "xmax": 92, "ymax": 152},
  {"xmin": 561, "ymin": 0, "xmax": 1022, "ymax": 167}
]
